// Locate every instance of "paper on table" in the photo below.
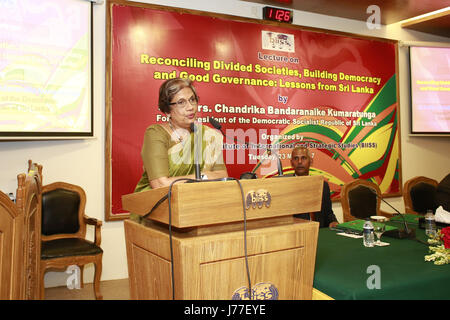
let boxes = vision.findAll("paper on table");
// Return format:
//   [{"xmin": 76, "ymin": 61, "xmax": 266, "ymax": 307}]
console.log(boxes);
[
  {"xmin": 337, "ymin": 232, "xmax": 363, "ymax": 239},
  {"xmin": 435, "ymin": 206, "xmax": 450, "ymax": 224}
]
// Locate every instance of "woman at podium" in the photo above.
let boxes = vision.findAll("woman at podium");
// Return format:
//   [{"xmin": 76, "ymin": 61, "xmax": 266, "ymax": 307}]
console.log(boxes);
[{"xmin": 134, "ymin": 78, "xmax": 228, "ymax": 193}]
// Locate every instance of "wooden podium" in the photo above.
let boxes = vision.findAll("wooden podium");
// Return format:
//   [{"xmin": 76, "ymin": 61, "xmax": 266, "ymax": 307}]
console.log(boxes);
[{"xmin": 122, "ymin": 176, "xmax": 323, "ymax": 300}]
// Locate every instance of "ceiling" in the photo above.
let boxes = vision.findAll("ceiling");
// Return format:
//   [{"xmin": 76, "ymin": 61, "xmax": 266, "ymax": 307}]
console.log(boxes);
[{"xmin": 241, "ymin": 0, "xmax": 450, "ymax": 38}]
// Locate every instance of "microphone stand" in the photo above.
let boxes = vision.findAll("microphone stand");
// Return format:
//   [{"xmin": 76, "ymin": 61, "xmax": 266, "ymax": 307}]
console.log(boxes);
[
  {"xmin": 209, "ymin": 117, "xmax": 255, "ymax": 179},
  {"xmin": 209, "ymin": 117, "xmax": 287, "ymax": 178},
  {"xmin": 369, "ymin": 188, "xmax": 416, "ymax": 239},
  {"xmin": 190, "ymin": 123, "xmax": 201, "ymax": 181},
  {"xmin": 192, "ymin": 119, "xmax": 233, "ymax": 182},
  {"xmin": 209, "ymin": 117, "xmax": 247, "ymax": 148},
  {"xmin": 266, "ymin": 148, "xmax": 288, "ymax": 178}
]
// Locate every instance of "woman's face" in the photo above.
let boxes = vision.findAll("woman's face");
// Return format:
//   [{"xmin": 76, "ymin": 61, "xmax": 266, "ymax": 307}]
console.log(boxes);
[{"xmin": 168, "ymin": 87, "xmax": 197, "ymax": 130}]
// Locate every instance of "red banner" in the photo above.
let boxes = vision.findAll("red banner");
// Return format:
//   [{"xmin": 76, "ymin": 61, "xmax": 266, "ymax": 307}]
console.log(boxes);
[{"xmin": 109, "ymin": 3, "xmax": 399, "ymax": 215}]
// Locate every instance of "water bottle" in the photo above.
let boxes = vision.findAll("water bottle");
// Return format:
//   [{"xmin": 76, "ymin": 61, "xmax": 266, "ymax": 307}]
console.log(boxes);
[
  {"xmin": 425, "ymin": 210, "xmax": 437, "ymax": 237},
  {"xmin": 363, "ymin": 219, "xmax": 375, "ymax": 247},
  {"xmin": 8, "ymin": 193, "xmax": 15, "ymax": 203}
]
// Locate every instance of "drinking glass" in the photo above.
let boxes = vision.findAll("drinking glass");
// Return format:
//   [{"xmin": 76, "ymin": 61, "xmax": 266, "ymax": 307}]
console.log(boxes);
[{"xmin": 373, "ymin": 222, "xmax": 386, "ymax": 246}]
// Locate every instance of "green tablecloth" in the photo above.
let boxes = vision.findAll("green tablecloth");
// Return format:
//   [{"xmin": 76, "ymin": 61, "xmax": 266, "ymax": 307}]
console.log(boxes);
[{"xmin": 313, "ymin": 225, "xmax": 450, "ymax": 300}]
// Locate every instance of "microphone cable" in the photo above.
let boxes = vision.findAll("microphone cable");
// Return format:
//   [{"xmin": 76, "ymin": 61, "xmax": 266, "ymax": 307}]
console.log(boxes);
[
  {"xmin": 142, "ymin": 194, "xmax": 168, "ymax": 219},
  {"xmin": 167, "ymin": 177, "xmax": 197, "ymax": 300},
  {"xmin": 146, "ymin": 177, "xmax": 252, "ymax": 300},
  {"xmin": 228, "ymin": 177, "xmax": 253, "ymax": 300},
  {"xmin": 368, "ymin": 187, "xmax": 416, "ymax": 239}
]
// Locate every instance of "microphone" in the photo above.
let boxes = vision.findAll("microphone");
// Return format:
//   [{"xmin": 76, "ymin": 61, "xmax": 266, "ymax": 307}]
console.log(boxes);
[
  {"xmin": 190, "ymin": 122, "xmax": 201, "ymax": 180},
  {"xmin": 209, "ymin": 117, "xmax": 285, "ymax": 178},
  {"xmin": 209, "ymin": 117, "xmax": 255, "ymax": 180},
  {"xmin": 209, "ymin": 117, "xmax": 249, "ymax": 148},
  {"xmin": 208, "ymin": 116, "xmax": 222, "ymax": 131},
  {"xmin": 369, "ymin": 188, "xmax": 416, "ymax": 239},
  {"xmin": 266, "ymin": 148, "xmax": 285, "ymax": 178},
  {"xmin": 277, "ymin": 156, "xmax": 284, "ymax": 176}
]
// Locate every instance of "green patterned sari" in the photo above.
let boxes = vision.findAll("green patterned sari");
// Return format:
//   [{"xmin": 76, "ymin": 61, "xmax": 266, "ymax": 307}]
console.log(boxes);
[{"xmin": 134, "ymin": 123, "xmax": 225, "ymax": 192}]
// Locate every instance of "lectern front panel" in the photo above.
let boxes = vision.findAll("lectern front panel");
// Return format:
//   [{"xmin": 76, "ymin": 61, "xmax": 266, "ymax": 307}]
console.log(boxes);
[{"xmin": 124, "ymin": 218, "xmax": 318, "ymax": 300}]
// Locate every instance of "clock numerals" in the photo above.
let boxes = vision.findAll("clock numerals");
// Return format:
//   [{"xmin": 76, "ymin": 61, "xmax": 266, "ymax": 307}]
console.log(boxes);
[{"xmin": 263, "ymin": 7, "xmax": 293, "ymax": 23}]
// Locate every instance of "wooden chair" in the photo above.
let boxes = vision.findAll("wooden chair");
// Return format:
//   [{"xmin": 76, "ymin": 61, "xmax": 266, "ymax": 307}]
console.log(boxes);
[
  {"xmin": 0, "ymin": 190, "xmax": 24, "ymax": 299},
  {"xmin": 0, "ymin": 161, "xmax": 42, "ymax": 300},
  {"xmin": 436, "ymin": 173, "xmax": 450, "ymax": 212},
  {"xmin": 403, "ymin": 176, "xmax": 438, "ymax": 215},
  {"xmin": 40, "ymin": 182, "xmax": 103, "ymax": 300},
  {"xmin": 340, "ymin": 179, "xmax": 393, "ymax": 222},
  {"xmin": 16, "ymin": 161, "xmax": 43, "ymax": 300}
]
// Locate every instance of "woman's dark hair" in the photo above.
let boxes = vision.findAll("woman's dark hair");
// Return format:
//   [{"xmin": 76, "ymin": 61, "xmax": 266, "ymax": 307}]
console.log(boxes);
[{"xmin": 158, "ymin": 78, "xmax": 198, "ymax": 114}]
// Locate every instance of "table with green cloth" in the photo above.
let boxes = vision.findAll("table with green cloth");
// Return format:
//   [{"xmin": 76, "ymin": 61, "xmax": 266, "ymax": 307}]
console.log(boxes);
[{"xmin": 313, "ymin": 219, "xmax": 450, "ymax": 300}]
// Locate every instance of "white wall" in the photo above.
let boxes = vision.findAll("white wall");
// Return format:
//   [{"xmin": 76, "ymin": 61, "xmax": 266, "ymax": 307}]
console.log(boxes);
[{"xmin": 0, "ymin": 0, "xmax": 449, "ymax": 287}]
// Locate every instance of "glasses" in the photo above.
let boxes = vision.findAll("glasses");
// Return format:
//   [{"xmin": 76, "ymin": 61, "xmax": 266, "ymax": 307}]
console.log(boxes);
[{"xmin": 169, "ymin": 96, "xmax": 198, "ymax": 108}]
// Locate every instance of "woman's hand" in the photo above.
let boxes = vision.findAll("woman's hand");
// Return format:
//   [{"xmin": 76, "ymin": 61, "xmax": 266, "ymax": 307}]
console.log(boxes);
[{"xmin": 149, "ymin": 169, "xmax": 228, "ymax": 189}]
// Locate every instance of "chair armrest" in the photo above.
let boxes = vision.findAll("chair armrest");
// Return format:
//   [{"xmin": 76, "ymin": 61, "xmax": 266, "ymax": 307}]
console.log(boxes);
[
  {"xmin": 84, "ymin": 215, "xmax": 102, "ymax": 246},
  {"xmin": 84, "ymin": 216, "xmax": 102, "ymax": 226}
]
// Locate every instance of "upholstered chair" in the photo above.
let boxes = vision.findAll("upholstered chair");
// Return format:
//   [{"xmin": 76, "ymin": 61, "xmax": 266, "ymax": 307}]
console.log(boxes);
[
  {"xmin": 403, "ymin": 176, "xmax": 438, "ymax": 215},
  {"xmin": 341, "ymin": 179, "xmax": 393, "ymax": 222},
  {"xmin": 40, "ymin": 182, "xmax": 103, "ymax": 299}
]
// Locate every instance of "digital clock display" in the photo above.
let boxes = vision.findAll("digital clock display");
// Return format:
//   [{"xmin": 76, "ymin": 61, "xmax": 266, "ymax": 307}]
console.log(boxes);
[{"xmin": 263, "ymin": 6, "xmax": 293, "ymax": 23}]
